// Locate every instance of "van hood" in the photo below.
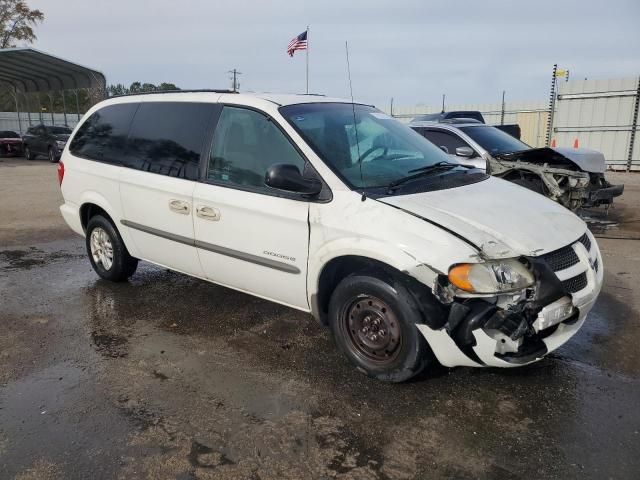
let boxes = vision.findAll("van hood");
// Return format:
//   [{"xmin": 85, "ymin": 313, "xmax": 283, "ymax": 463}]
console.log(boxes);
[{"xmin": 379, "ymin": 176, "xmax": 586, "ymax": 259}]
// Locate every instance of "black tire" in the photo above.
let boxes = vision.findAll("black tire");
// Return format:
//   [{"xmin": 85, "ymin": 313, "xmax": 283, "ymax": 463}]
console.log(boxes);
[
  {"xmin": 328, "ymin": 272, "xmax": 432, "ymax": 382},
  {"xmin": 24, "ymin": 145, "xmax": 34, "ymax": 160},
  {"xmin": 86, "ymin": 215, "xmax": 138, "ymax": 282},
  {"xmin": 48, "ymin": 147, "xmax": 58, "ymax": 163}
]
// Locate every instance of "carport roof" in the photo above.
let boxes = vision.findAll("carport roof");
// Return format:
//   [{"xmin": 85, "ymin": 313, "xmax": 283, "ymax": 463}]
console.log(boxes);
[{"xmin": 0, "ymin": 48, "xmax": 106, "ymax": 93}]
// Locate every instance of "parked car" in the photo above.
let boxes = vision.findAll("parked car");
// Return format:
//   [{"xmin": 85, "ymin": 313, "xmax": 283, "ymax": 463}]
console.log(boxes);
[
  {"xmin": 0, "ymin": 130, "xmax": 22, "ymax": 157},
  {"xmin": 411, "ymin": 110, "xmax": 521, "ymax": 139},
  {"xmin": 410, "ymin": 119, "xmax": 624, "ymax": 210},
  {"xmin": 58, "ymin": 92, "xmax": 602, "ymax": 382},
  {"xmin": 22, "ymin": 124, "xmax": 73, "ymax": 162}
]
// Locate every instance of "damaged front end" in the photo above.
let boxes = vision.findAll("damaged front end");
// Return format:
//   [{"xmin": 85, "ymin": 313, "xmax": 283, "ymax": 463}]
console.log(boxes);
[
  {"xmin": 487, "ymin": 147, "xmax": 623, "ymax": 211},
  {"xmin": 419, "ymin": 231, "xmax": 603, "ymax": 368}
]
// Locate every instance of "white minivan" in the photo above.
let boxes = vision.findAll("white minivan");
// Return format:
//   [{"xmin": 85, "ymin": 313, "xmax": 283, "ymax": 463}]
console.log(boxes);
[{"xmin": 58, "ymin": 91, "xmax": 603, "ymax": 382}]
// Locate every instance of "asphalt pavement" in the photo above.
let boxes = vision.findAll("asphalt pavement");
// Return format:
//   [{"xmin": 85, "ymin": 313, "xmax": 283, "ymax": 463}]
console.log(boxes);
[{"xmin": 1, "ymin": 157, "xmax": 639, "ymax": 479}]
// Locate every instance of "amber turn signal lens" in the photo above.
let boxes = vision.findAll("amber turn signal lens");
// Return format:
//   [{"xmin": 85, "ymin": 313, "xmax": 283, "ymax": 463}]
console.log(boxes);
[{"xmin": 448, "ymin": 264, "xmax": 475, "ymax": 292}]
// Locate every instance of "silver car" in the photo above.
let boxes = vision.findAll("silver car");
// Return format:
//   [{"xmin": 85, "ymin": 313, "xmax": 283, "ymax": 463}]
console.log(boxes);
[{"xmin": 410, "ymin": 119, "xmax": 624, "ymax": 211}]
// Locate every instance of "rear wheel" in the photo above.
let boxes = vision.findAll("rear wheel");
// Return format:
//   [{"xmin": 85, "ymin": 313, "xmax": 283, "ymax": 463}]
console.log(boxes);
[
  {"xmin": 86, "ymin": 215, "xmax": 138, "ymax": 282},
  {"xmin": 328, "ymin": 273, "xmax": 432, "ymax": 382},
  {"xmin": 48, "ymin": 147, "xmax": 58, "ymax": 163},
  {"xmin": 24, "ymin": 145, "xmax": 34, "ymax": 160}
]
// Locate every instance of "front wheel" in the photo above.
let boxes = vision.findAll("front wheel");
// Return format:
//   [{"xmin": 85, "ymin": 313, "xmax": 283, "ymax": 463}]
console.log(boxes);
[
  {"xmin": 328, "ymin": 273, "xmax": 432, "ymax": 382},
  {"xmin": 86, "ymin": 215, "xmax": 138, "ymax": 282},
  {"xmin": 24, "ymin": 145, "xmax": 33, "ymax": 160}
]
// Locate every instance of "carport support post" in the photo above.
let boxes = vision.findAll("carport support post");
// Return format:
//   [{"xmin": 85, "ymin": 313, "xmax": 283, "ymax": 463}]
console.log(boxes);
[
  {"xmin": 37, "ymin": 95, "xmax": 42, "ymax": 123},
  {"xmin": 26, "ymin": 93, "xmax": 31, "ymax": 126},
  {"xmin": 62, "ymin": 90, "xmax": 68, "ymax": 126},
  {"xmin": 13, "ymin": 87, "xmax": 23, "ymax": 135},
  {"xmin": 74, "ymin": 90, "xmax": 80, "ymax": 121},
  {"xmin": 49, "ymin": 92, "xmax": 55, "ymax": 125}
]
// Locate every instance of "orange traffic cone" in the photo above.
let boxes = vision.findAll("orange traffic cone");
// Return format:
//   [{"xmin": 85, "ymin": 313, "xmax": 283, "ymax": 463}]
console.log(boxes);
[
  {"xmin": 551, "ymin": 139, "xmax": 557, "ymax": 147},
  {"xmin": 573, "ymin": 138, "xmax": 579, "ymax": 148}
]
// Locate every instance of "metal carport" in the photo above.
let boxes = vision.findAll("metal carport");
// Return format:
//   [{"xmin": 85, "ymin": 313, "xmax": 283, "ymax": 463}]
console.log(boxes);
[{"xmin": 0, "ymin": 48, "xmax": 106, "ymax": 133}]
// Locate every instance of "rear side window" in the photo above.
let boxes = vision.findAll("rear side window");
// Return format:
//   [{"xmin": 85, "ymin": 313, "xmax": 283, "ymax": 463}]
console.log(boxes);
[
  {"xmin": 417, "ymin": 129, "xmax": 470, "ymax": 155},
  {"xmin": 69, "ymin": 103, "xmax": 138, "ymax": 164},
  {"xmin": 126, "ymin": 102, "xmax": 216, "ymax": 180}
]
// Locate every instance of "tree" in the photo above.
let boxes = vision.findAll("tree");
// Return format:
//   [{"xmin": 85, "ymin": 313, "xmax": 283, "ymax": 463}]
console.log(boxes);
[
  {"xmin": 106, "ymin": 81, "xmax": 181, "ymax": 97},
  {"xmin": 0, "ymin": 0, "xmax": 44, "ymax": 48}
]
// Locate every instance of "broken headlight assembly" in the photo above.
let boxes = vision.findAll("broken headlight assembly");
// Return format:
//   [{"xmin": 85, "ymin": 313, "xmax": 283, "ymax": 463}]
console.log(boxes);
[{"xmin": 448, "ymin": 259, "xmax": 534, "ymax": 294}]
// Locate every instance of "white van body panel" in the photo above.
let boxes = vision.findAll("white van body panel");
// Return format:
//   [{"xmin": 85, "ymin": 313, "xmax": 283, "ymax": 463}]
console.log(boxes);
[
  {"xmin": 380, "ymin": 176, "xmax": 587, "ymax": 258},
  {"xmin": 58, "ymin": 92, "xmax": 603, "ymax": 373}
]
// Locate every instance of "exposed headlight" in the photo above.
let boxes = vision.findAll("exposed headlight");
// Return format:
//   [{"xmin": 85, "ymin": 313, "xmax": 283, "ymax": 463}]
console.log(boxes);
[
  {"xmin": 448, "ymin": 259, "xmax": 534, "ymax": 294},
  {"xmin": 56, "ymin": 140, "xmax": 66, "ymax": 148}
]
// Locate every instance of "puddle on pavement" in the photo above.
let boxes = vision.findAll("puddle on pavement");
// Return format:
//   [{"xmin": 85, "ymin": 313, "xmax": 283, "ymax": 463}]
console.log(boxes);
[{"xmin": 0, "ymin": 246, "xmax": 82, "ymax": 271}]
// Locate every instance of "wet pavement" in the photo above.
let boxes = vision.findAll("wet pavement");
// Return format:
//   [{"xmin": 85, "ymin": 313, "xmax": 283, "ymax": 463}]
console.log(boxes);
[{"xmin": 1, "ymin": 160, "xmax": 639, "ymax": 479}]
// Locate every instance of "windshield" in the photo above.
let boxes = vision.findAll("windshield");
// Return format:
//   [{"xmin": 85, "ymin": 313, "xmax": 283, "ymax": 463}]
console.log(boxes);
[
  {"xmin": 460, "ymin": 125, "xmax": 530, "ymax": 155},
  {"xmin": 280, "ymin": 103, "xmax": 458, "ymax": 189},
  {"xmin": 47, "ymin": 126, "xmax": 72, "ymax": 135},
  {"xmin": 0, "ymin": 131, "xmax": 19, "ymax": 138}
]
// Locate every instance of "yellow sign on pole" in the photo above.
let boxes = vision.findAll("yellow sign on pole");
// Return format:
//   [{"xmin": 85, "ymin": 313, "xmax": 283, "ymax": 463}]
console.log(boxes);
[{"xmin": 555, "ymin": 69, "xmax": 567, "ymax": 78}]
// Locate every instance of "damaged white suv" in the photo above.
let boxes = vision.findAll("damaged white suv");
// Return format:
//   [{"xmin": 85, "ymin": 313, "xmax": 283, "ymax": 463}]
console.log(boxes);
[{"xmin": 58, "ymin": 92, "xmax": 603, "ymax": 382}]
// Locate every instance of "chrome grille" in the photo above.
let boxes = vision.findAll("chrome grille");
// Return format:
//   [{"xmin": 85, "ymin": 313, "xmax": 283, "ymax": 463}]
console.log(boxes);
[
  {"xmin": 540, "ymin": 245, "xmax": 580, "ymax": 272},
  {"xmin": 561, "ymin": 272, "xmax": 588, "ymax": 293}
]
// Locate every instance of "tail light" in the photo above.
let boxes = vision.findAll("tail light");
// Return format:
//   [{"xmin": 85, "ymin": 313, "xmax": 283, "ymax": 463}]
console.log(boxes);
[{"xmin": 57, "ymin": 161, "xmax": 65, "ymax": 186}]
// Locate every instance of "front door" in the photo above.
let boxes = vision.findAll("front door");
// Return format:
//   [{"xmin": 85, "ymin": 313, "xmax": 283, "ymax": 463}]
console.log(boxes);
[{"xmin": 193, "ymin": 106, "xmax": 310, "ymax": 310}]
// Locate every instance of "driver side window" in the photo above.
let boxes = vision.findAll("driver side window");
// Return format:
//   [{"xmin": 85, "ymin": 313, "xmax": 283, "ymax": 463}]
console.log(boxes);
[{"xmin": 208, "ymin": 106, "xmax": 306, "ymax": 190}]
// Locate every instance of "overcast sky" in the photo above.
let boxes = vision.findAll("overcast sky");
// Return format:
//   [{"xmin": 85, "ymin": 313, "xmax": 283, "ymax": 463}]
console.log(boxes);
[{"xmin": 28, "ymin": 0, "xmax": 640, "ymax": 108}]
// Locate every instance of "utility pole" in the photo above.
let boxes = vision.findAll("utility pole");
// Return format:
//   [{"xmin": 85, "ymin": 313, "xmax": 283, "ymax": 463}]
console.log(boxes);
[
  {"xmin": 228, "ymin": 69, "xmax": 242, "ymax": 92},
  {"xmin": 441, "ymin": 94, "xmax": 445, "ymax": 113},
  {"xmin": 500, "ymin": 90, "xmax": 506, "ymax": 126}
]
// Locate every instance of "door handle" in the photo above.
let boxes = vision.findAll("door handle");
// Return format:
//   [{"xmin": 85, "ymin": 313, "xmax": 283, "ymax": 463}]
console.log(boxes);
[
  {"xmin": 169, "ymin": 199, "xmax": 191, "ymax": 215},
  {"xmin": 196, "ymin": 205, "xmax": 221, "ymax": 221}
]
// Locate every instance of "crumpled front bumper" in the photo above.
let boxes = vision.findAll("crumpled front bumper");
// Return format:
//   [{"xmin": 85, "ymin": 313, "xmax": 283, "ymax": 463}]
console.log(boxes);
[{"xmin": 418, "ymin": 231, "xmax": 603, "ymax": 368}]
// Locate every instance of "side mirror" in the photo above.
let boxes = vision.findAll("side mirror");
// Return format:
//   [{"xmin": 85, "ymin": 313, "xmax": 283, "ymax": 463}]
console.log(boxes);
[
  {"xmin": 439, "ymin": 145, "xmax": 449, "ymax": 154},
  {"xmin": 455, "ymin": 146, "xmax": 475, "ymax": 158},
  {"xmin": 265, "ymin": 163, "xmax": 322, "ymax": 196}
]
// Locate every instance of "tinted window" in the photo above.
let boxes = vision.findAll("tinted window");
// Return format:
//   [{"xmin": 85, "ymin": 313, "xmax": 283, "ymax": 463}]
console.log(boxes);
[
  {"xmin": 208, "ymin": 106, "xmax": 306, "ymax": 189},
  {"xmin": 126, "ymin": 102, "xmax": 215, "ymax": 180},
  {"xmin": 417, "ymin": 129, "xmax": 470, "ymax": 155},
  {"xmin": 460, "ymin": 125, "xmax": 530, "ymax": 155},
  {"xmin": 0, "ymin": 131, "xmax": 19, "ymax": 138},
  {"xmin": 47, "ymin": 126, "xmax": 73, "ymax": 135},
  {"xmin": 69, "ymin": 103, "xmax": 138, "ymax": 163}
]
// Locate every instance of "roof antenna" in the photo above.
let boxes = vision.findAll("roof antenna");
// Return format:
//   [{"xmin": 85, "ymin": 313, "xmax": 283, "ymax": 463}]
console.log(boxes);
[{"xmin": 345, "ymin": 41, "xmax": 366, "ymax": 201}]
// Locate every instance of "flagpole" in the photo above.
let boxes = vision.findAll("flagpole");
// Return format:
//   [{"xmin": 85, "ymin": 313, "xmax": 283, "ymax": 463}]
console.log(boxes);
[{"xmin": 306, "ymin": 25, "xmax": 309, "ymax": 94}]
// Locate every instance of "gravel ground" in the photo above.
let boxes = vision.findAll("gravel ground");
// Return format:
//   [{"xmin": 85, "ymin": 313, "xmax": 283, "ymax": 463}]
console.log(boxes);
[{"xmin": 1, "ymin": 157, "xmax": 639, "ymax": 479}]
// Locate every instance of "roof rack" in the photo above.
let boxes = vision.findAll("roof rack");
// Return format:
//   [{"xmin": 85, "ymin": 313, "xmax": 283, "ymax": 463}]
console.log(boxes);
[{"xmin": 110, "ymin": 89, "xmax": 237, "ymax": 98}]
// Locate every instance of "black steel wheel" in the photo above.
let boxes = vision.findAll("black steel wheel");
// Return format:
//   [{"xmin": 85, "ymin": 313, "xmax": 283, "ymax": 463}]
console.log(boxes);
[
  {"xmin": 342, "ymin": 295, "xmax": 402, "ymax": 365},
  {"xmin": 329, "ymin": 273, "xmax": 434, "ymax": 382}
]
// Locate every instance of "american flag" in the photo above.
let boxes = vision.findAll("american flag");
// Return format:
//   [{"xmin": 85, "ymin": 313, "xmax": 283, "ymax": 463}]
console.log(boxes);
[{"xmin": 287, "ymin": 30, "xmax": 308, "ymax": 57}]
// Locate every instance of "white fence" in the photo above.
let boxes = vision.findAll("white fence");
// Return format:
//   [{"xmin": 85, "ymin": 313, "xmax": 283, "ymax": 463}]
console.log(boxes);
[
  {"xmin": 388, "ymin": 76, "xmax": 640, "ymax": 170},
  {"xmin": 0, "ymin": 111, "xmax": 81, "ymax": 133},
  {"xmin": 387, "ymin": 101, "xmax": 549, "ymax": 148},
  {"xmin": 553, "ymin": 77, "xmax": 640, "ymax": 170}
]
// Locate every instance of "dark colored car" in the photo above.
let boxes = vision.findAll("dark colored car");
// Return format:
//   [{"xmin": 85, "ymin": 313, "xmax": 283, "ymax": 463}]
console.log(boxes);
[
  {"xmin": 22, "ymin": 124, "xmax": 73, "ymax": 162},
  {"xmin": 0, "ymin": 130, "xmax": 23, "ymax": 157}
]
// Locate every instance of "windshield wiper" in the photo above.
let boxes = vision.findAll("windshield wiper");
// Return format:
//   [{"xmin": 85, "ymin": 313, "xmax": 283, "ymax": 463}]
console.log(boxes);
[{"xmin": 387, "ymin": 161, "xmax": 459, "ymax": 192}]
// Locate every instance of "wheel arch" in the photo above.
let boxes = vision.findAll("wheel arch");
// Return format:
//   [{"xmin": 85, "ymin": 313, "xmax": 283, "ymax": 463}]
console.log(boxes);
[{"xmin": 311, "ymin": 254, "xmax": 446, "ymax": 329}]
